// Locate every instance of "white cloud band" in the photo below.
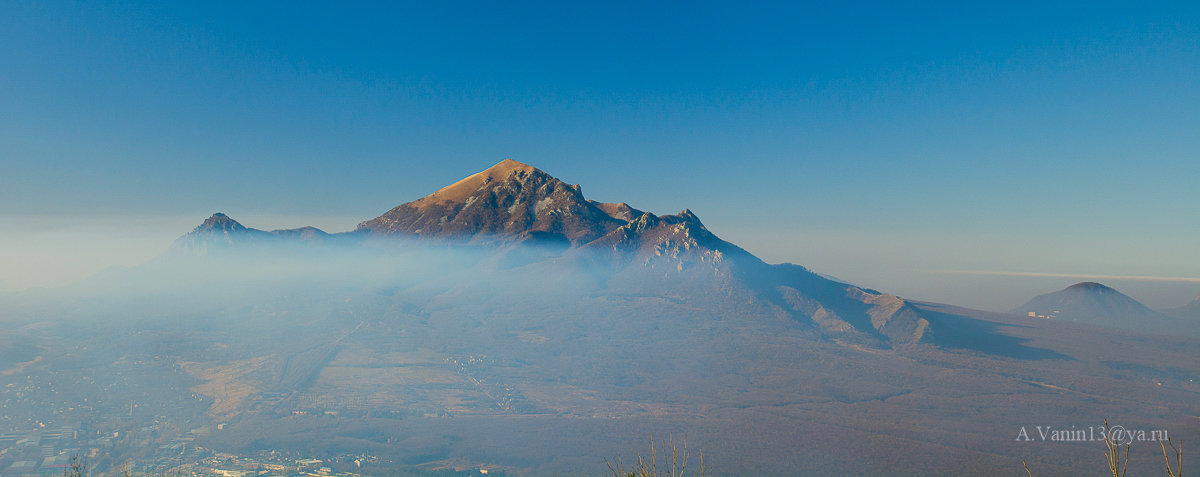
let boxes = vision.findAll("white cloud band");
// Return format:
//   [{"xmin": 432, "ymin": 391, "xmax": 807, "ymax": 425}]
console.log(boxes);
[{"xmin": 930, "ymin": 270, "xmax": 1200, "ymax": 283}]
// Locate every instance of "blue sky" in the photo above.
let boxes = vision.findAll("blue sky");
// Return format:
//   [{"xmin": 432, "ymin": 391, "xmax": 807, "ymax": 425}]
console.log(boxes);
[{"xmin": 2, "ymin": 1, "xmax": 1198, "ymax": 309}]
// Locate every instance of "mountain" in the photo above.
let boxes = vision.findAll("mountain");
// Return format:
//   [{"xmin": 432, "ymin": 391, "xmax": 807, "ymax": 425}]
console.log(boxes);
[
  {"xmin": 188, "ymin": 159, "xmax": 931, "ymax": 345},
  {"xmin": 1013, "ymin": 281, "xmax": 1183, "ymax": 334}
]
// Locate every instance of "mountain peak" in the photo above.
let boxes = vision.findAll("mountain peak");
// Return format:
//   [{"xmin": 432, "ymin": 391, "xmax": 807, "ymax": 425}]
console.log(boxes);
[
  {"xmin": 171, "ymin": 213, "xmax": 272, "ymax": 254},
  {"xmin": 196, "ymin": 212, "xmax": 246, "ymax": 233},
  {"xmin": 410, "ymin": 159, "xmax": 542, "ymax": 208},
  {"xmin": 357, "ymin": 159, "xmax": 623, "ymax": 244},
  {"xmin": 1065, "ymin": 281, "xmax": 1113, "ymax": 293},
  {"xmin": 492, "ymin": 158, "xmax": 536, "ymax": 173},
  {"xmin": 676, "ymin": 209, "xmax": 702, "ymax": 225}
]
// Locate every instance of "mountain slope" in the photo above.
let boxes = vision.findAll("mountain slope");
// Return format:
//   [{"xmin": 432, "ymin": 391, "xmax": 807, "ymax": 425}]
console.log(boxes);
[{"xmin": 588, "ymin": 201, "xmax": 644, "ymax": 221}]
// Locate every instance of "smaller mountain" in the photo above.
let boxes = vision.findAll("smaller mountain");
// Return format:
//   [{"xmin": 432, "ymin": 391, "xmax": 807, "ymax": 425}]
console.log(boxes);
[
  {"xmin": 1162, "ymin": 294, "xmax": 1200, "ymax": 321},
  {"xmin": 196, "ymin": 212, "xmax": 248, "ymax": 233},
  {"xmin": 1013, "ymin": 282, "xmax": 1182, "ymax": 334},
  {"xmin": 172, "ymin": 213, "xmax": 331, "ymax": 255},
  {"xmin": 173, "ymin": 213, "xmax": 273, "ymax": 253}
]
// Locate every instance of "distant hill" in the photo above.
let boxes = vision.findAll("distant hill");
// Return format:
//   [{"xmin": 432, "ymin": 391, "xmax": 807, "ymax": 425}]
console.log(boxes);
[
  {"xmin": 1162, "ymin": 294, "xmax": 1200, "ymax": 320},
  {"xmin": 1013, "ymin": 282, "xmax": 1184, "ymax": 335},
  {"xmin": 171, "ymin": 212, "xmax": 334, "ymax": 255}
]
